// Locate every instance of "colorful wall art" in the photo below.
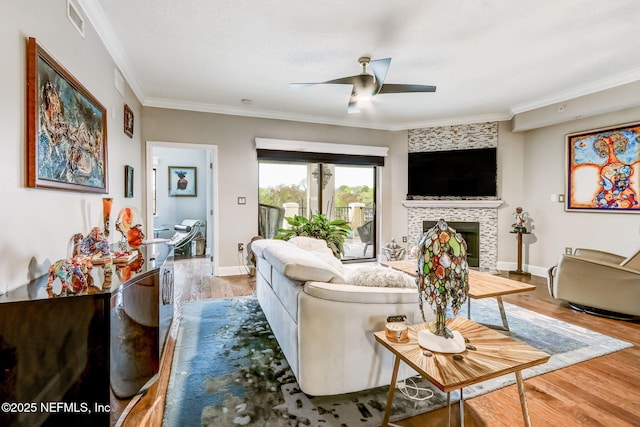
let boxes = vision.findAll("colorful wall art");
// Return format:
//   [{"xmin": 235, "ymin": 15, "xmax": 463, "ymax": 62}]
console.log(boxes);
[
  {"xmin": 566, "ymin": 122, "xmax": 640, "ymax": 212},
  {"xmin": 26, "ymin": 37, "xmax": 108, "ymax": 193}
]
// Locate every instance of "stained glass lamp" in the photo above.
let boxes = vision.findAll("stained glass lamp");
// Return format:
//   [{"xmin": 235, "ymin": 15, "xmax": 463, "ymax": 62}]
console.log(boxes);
[{"xmin": 415, "ymin": 219, "xmax": 469, "ymax": 353}]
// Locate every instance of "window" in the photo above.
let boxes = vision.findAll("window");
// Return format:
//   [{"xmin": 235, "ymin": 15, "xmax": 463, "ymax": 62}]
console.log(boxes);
[{"xmin": 259, "ymin": 161, "xmax": 377, "ymax": 261}]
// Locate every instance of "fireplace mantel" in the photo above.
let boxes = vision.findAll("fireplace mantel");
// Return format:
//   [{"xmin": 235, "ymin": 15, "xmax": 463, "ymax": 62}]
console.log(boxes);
[{"xmin": 402, "ymin": 199, "xmax": 504, "ymax": 209}]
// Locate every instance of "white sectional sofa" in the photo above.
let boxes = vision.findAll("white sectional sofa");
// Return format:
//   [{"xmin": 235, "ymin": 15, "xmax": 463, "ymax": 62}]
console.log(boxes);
[{"xmin": 251, "ymin": 237, "xmax": 429, "ymax": 396}]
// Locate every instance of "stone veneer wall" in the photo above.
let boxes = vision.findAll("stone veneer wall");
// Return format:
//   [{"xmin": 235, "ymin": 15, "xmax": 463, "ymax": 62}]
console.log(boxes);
[
  {"xmin": 408, "ymin": 122, "xmax": 498, "ymax": 152},
  {"xmin": 407, "ymin": 207, "xmax": 498, "ymax": 272},
  {"xmin": 406, "ymin": 122, "xmax": 500, "ymax": 271}
]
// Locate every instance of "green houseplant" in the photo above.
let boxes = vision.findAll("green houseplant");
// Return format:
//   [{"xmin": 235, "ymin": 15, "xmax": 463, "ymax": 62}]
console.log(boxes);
[{"xmin": 275, "ymin": 214, "xmax": 351, "ymax": 258}]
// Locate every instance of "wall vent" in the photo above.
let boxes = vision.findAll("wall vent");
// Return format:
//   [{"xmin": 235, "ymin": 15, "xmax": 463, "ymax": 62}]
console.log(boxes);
[{"xmin": 67, "ymin": 0, "xmax": 85, "ymax": 38}]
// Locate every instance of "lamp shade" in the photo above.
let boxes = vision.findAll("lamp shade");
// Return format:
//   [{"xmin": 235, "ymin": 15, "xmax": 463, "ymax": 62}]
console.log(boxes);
[
  {"xmin": 415, "ymin": 219, "xmax": 469, "ymax": 352},
  {"xmin": 416, "ymin": 219, "xmax": 469, "ymax": 323}
]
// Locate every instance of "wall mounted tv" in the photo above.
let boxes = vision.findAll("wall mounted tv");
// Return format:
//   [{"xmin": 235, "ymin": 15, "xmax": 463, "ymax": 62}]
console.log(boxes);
[{"xmin": 408, "ymin": 147, "xmax": 497, "ymax": 198}]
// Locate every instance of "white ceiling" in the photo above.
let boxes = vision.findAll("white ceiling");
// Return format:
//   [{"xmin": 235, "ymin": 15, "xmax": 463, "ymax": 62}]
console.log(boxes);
[{"xmin": 79, "ymin": 0, "xmax": 640, "ymax": 130}]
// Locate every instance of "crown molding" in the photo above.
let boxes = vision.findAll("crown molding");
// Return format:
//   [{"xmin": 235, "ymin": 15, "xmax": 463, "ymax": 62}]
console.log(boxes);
[
  {"xmin": 511, "ymin": 67, "xmax": 640, "ymax": 115},
  {"xmin": 77, "ymin": 0, "xmax": 145, "ymax": 102},
  {"xmin": 143, "ymin": 97, "xmax": 395, "ymax": 131}
]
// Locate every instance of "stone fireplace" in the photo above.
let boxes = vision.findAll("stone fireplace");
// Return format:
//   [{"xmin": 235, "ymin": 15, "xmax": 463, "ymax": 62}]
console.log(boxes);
[
  {"xmin": 423, "ymin": 220, "xmax": 480, "ymax": 267},
  {"xmin": 404, "ymin": 200, "xmax": 502, "ymax": 272},
  {"xmin": 405, "ymin": 122, "xmax": 501, "ymax": 271}
]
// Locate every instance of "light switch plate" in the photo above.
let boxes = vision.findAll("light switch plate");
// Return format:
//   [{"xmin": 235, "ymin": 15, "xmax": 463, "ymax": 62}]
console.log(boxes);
[{"xmin": 237, "ymin": 197, "xmax": 246, "ymax": 205}]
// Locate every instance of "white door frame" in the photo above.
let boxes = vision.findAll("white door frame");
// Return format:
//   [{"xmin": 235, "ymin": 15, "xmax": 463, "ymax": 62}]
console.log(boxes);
[{"xmin": 145, "ymin": 140, "xmax": 219, "ymax": 275}]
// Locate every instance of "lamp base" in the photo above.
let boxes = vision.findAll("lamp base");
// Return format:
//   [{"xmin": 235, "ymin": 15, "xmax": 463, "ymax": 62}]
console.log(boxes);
[{"xmin": 417, "ymin": 329, "xmax": 466, "ymax": 353}]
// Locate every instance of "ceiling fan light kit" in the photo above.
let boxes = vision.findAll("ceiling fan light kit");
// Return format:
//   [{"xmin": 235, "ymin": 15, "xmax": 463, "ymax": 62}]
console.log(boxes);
[{"xmin": 290, "ymin": 56, "xmax": 436, "ymax": 113}]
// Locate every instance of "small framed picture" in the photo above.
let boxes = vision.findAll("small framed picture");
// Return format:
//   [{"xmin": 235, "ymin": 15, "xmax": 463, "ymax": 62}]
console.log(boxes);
[
  {"xmin": 124, "ymin": 165, "xmax": 134, "ymax": 198},
  {"xmin": 124, "ymin": 104, "xmax": 134, "ymax": 138},
  {"xmin": 168, "ymin": 166, "xmax": 197, "ymax": 197}
]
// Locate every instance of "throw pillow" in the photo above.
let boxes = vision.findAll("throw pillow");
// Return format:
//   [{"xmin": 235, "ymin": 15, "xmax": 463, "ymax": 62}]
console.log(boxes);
[
  {"xmin": 346, "ymin": 266, "xmax": 416, "ymax": 288},
  {"xmin": 288, "ymin": 236, "xmax": 347, "ymax": 282}
]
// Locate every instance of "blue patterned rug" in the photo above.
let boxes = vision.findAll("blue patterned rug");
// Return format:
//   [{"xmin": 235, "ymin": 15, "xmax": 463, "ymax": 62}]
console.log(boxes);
[{"xmin": 162, "ymin": 295, "xmax": 631, "ymax": 426}]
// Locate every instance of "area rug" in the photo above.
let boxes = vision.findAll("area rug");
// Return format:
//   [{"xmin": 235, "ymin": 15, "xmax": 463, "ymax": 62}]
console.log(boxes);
[{"xmin": 162, "ymin": 295, "xmax": 632, "ymax": 427}]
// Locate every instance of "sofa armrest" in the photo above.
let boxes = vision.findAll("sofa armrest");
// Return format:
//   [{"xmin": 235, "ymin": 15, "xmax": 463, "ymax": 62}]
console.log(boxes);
[
  {"xmin": 547, "ymin": 264, "xmax": 557, "ymax": 298},
  {"xmin": 558, "ymin": 254, "xmax": 640, "ymax": 276},
  {"xmin": 572, "ymin": 248, "xmax": 626, "ymax": 264}
]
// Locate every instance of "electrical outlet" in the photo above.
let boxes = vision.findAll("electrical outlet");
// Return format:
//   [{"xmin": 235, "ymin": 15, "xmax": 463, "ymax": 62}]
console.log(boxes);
[
  {"xmin": 402, "ymin": 236, "xmax": 407, "ymax": 243},
  {"xmin": 565, "ymin": 247, "xmax": 572, "ymax": 255},
  {"xmin": 238, "ymin": 243, "xmax": 244, "ymax": 252}
]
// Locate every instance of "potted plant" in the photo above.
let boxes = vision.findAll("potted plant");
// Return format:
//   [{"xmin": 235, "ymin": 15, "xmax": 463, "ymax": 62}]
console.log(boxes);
[{"xmin": 275, "ymin": 214, "xmax": 351, "ymax": 258}]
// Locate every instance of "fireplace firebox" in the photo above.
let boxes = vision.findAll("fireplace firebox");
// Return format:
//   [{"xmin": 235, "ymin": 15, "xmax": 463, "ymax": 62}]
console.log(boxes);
[{"xmin": 423, "ymin": 221, "xmax": 480, "ymax": 268}]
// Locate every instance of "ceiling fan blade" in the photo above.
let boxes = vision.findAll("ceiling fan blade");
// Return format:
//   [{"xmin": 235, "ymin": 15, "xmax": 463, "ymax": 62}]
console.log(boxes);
[
  {"xmin": 369, "ymin": 58, "xmax": 391, "ymax": 93},
  {"xmin": 289, "ymin": 75, "xmax": 360, "ymax": 89},
  {"xmin": 347, "ymin": 99, "xmax": 360, "ymax": 114},
  {"xmin": 379, "ymin": 83, "xmax": 436, "ymax": 94},
  {"xmin": 347, "ymin": 90, "xmax": 360, "ymax": 114}
]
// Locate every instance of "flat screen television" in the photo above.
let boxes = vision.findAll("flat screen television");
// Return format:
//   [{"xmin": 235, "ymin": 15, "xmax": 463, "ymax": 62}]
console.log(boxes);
[{"xmin": 408, "ymin": 147, "xmax": 497, "ymax": 198}]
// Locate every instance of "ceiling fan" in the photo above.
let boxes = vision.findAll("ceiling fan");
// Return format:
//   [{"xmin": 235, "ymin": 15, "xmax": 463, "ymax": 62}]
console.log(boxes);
[{"xmin": 290, "ymin": 56, "xmax": 436, "ymax": 113}]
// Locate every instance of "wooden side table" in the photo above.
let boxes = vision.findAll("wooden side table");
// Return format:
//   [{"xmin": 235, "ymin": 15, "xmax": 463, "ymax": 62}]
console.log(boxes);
[
  {"xmin": 509, "ymin": 231, "xmax": 531, "ymax": 276},
  {"xmin": 374, "ymin": 318, "xmax": 549, "ymax": 426}
]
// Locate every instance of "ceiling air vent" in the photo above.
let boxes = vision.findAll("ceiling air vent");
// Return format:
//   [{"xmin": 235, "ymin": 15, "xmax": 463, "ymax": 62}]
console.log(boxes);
[{"xmin": 67, "ymin": 0, "xmax": 85, "ymax": 38}]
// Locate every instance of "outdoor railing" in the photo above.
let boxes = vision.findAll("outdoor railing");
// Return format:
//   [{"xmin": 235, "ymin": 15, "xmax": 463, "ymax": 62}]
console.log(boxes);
[{"xmin": 287, "ymin": 205, "xmax": 373, "ymax": 223}]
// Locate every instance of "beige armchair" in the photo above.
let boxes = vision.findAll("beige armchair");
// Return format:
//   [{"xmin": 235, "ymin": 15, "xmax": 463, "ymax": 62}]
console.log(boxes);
[{"xmin": 547, "ymin": 248, "xmax": 640, "ymax": 318}]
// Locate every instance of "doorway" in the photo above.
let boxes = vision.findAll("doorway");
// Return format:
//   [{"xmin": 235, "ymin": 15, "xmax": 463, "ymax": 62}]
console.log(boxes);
[{"xmin": 146, "ymin": 141, "xmax": 219, "ymax": 275}]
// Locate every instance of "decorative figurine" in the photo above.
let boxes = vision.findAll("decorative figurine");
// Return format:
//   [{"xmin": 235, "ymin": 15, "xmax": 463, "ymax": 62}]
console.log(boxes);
[
  {"xmin": 70, "ymin": 227, "xmax": 113, "ymax": 281},
  {"xmin": 46, "ymin": 255, "xmax": 93, "ymax": 297},
  {"xmin": 382, "ymin": 238, "xmax": 406, "ymax": 261},
  {"xmin": 127, "ymin": 224, "xmax": 145, "ymax": 249},
  {"xmin": 72, "ymin": 227, "xmax": 111, "ymax": 257},
  {"xmin": 512, "ymin": 207, "xmax": 527, "ymax": 233}
]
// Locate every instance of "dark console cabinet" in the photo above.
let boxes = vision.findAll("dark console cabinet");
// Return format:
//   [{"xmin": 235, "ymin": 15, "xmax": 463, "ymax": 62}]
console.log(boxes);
[{"xmin": 0, "ymin": 243, "xmax": 174, "ymax": 426}]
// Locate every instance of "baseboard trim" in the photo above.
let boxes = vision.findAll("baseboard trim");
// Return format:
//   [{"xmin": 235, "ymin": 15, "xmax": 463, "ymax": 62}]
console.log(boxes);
[
  {"xmin": 496, "ymin": 262, "xmax": 548, "ymax": 278},
  {"xmin": 217, "ymin": 265, "xmax": 250, "ymax": 277}
]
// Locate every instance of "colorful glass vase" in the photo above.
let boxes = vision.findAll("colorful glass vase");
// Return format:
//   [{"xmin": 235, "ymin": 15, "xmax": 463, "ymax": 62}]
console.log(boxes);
[{"xmin": 102, "ymin": 198, "xmax": 113, "ymax": 238}]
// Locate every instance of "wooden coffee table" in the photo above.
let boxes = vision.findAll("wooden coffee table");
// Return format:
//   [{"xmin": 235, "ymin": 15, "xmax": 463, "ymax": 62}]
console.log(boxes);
[
  {"xmin": 374, "ymin": 318, "xmax": 550, "ymax": 426},
  {"xmin": 381, "ymin": 260, "xmax": 536, "ymax": 331}
]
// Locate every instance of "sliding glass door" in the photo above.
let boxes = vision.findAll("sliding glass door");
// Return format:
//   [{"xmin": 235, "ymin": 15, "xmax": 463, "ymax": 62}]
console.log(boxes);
[{"xmin": 259, "ymin": 161, "xmax": 376, "ymax": 261}]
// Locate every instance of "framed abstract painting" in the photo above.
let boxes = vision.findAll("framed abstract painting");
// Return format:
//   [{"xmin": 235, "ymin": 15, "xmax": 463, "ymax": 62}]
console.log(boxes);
[
  {"xmin": 26, "ymin": 37, "xmax": 108, "ymax": 193},
  {"xmin": 168, "ymin": 166, "xmax": 197, "ymax": 197},
  {"xmin": 566, "ymin": 122, "xmax": 640, "ymax": 212}
]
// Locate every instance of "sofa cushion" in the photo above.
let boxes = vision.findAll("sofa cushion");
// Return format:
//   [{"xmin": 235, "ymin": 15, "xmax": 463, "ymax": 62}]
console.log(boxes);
[
  {"xmin": 346, "ymin": 266, "xmax": 416, "ymax": 288},
  {"xmin": 304, "ymin": 281, "xmax": 418, "ymax": 304},
  {"xmin": 261, "ymin": 240, "xmax": 344, "ymax": 282}
]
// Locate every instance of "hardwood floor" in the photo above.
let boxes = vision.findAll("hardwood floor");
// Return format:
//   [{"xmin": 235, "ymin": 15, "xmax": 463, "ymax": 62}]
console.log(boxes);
[{"xmin": 123, "ymin": 257, "xmax": 640, "ymax": 426}]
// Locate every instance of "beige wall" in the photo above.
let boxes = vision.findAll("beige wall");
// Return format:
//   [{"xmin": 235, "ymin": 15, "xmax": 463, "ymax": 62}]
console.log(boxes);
[
  {"xmin": 496, "ymin": 121, "xmax": 527, "ymax": 266},
  {"xmin": 518, "ymin": 105, "xmax": 640, "ymax": 271},
  {"xmin": 1, "ymin": 0, "xmax": 142, "ymax": 292},
  {"xmin": 141, "ymin": 107, "xmax": 408, "ymax": 269}
]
